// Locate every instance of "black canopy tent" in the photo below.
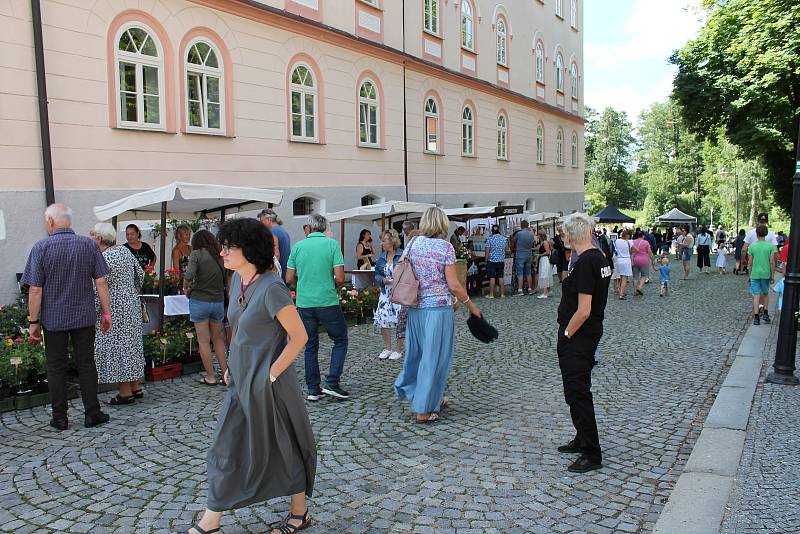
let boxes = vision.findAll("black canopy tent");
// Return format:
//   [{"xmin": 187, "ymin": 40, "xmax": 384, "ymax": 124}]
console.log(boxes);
[{"xmin": 592, "ymin": 204, "xmax": 636, "ymax": 224}]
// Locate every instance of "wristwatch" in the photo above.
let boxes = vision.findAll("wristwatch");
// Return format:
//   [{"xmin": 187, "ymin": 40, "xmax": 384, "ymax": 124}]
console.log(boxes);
[
  {"xmin": 27, "ymin": 316, "xmax": 39, "ymax": 324},
  {"xmin": 269, "ymin": 374, "xmax": 277, "ymax": 383}
]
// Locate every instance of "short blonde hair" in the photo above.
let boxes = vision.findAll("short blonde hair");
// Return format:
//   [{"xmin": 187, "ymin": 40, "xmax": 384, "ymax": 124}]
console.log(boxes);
[
  {"xmin": 561, "ymin": 212, "xmax": 595, "ymax": 243},
  {"xmin": 90, "ymin": 222, "xmax": 117, "ymax": 246},
  {"xmin": 380, "ymin": 229, "xmax": 401, "ymax": 248},
  {"xmin": 419, "ymin": 207, "xmax": 449, "ymax": 239}
]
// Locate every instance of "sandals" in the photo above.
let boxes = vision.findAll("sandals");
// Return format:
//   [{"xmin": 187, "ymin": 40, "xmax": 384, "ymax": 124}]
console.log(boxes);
[
  {"xmin": 186, "ymin": 525, "xmax": 220, "ymax": 534},
  {"xmin": 199, "ymin": 377, "xmax": 218, "ymax": 386},
  {"xmin": 131, "ymin": 389, "xmax": 144, "ymax": 399},
  {"xmin": 270, "ymin": 509, "xmax": 311, "ymax": 534},
  {"xmin": 105, "ymin": 394, "xmax": 135, "ymax": 406},
  {"xmin": 415, "ymin": 413, "xmax": 439, "ymax": 424}
]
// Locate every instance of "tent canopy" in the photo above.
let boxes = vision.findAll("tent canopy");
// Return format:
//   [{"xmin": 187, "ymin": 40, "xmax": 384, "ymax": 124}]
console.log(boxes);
[
  {"xmin": 655, "ymin": 207, "xmax": 697, "ymax": 224},
  {"xmin": 592, "ymin": 204, "xmax": 636, "ymax": 224},
  {"xmin": 324, "ymin": 201, "xmax": 436, "ymax": 223},
  {"xmin": 525, "ymin": 211, "xmax": 562, "ymax": 223},
  {"xmin": 93, "ymin": 181, "xmax": 284, "ymax": 221}
]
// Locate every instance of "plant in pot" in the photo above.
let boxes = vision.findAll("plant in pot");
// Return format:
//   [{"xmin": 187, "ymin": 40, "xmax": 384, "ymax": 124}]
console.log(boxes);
[{"xmin": 454, "ymin": 242, "xmax": 470, "ymax": 289}]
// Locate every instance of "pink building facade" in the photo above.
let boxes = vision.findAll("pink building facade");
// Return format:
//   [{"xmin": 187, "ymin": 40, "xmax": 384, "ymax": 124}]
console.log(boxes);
[{"xmin": 0, "ymin": 0, "xmax": 584, "ymax": 301}]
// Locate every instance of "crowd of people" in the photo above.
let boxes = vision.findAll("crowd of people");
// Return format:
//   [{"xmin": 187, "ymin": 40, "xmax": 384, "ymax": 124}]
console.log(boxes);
[{"xmin": 21, "ymin": 199, "xmax": 788, "ymax": 533}]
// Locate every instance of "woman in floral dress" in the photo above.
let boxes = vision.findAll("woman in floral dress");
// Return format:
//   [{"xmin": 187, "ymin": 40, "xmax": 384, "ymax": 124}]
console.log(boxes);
[
  {"xmin": 373, "ymin": 229, "xmax": 404, "ymax": 360},
  {"xmin": 90, "ymin": 223, "xmax": 145, "ymax": 405}
]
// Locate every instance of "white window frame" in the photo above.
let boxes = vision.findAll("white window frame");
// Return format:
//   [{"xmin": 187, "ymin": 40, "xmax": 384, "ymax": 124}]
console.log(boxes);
[
  {"xmin": 184, "ymin": 38, "xmax": 225, "ymax": 135},
  {"xmin": 461, "ymin": 105, "xmax": 474, "ymax": 156},
  {"xmin": 555, "ymin": 0, "xmax": 564, "ymax": 19},
  {"xmin": 535, "ymin": 42, "xmax": 545, "ymax": 83},
  {"xmin": 536, "ymin": 124, "xmax": 544, "ymax": 163},
  {"xmin": 358, "ymin": 79, "xmax": 380, "ymax": 147},
  {"xmin": 424, "ymin": 0, "xmax": 440, "ymax": 36},
  {"xmin": 556, "ymin": 129, "xmax": 564, "ymax": 166},
  {"xmin": 555, "ymin": 53, "xmax": 564, "ymax": 92},
  {"xmin": 570, "ymin": 0, "xmax": 578, "ymax": 28},
  {"xmin": 461, "ymin": 0, "xmax": 474, "ymax": 51},
  {"xmin": 360, "ymin": 0, "xmax": 379, "ymax": 6},
  {"xmin": 570, "ymin": 63, "xmax": 578, "ymax": 99},
  {"xmin": 290, "ymin": 62, "xmax": 318, "ymax": 143},
  {"xmin": 114, "ymin": 23, "xmax": 165, "ymax": 131},
  {"xmin": 497, "ymin": 113, "xmax": 507, "ymax": 160},
  {"xmin": 571, "ymin": 132, "xmax": 578, "ymax": 167},
  {"xmin": 496, "ymin": 18, "xmax": 507, "ymax": 66},
  {"xmin": 424, "ymin": 97, "xmax": 440, "ymax": 154}
]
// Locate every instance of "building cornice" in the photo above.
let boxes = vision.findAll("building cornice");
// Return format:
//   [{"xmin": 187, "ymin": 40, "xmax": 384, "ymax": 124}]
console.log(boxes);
[{"xmin": 189, "ymin": 0, "xmax": 586, "ymax": 125}]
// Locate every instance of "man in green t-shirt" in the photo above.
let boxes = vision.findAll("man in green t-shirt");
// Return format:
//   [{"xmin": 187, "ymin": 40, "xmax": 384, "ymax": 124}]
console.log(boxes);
[
  {"xmin": 286, "ymin": 213, "xmax": 349, "ymax": 401},
  {"xmin": 747, "ymin": 224, "xmax": 777, "ymax": 325}
]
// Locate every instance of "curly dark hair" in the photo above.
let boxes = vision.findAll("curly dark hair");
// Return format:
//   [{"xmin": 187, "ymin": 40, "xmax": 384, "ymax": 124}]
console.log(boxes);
[
  {"xmin": 217, "ymin": 218, "xmax": 275, "ymax": 273},
  {"xmin": 191, "ymin": 229, "xmax": 221, "ymax": 257}
]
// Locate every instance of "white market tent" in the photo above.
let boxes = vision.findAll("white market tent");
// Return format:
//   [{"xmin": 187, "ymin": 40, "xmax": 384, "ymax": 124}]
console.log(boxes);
[
  {"xmin": 443, "ymin": 206, "xmax": 500, "ymax": 221},
  {"xmin": 655, "ymin": 207, "xmax": 697, "ymax": 224},
  {"xmin": 325, "ymin": 201, "xmax": 436, "ymax": 252},
  {"xmin": 93, "ymin": 182, "xmax": 284, "ymax": 328}
]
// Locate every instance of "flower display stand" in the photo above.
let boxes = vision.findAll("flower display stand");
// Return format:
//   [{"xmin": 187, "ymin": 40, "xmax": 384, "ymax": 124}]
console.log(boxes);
[{"xmin": 145, "ymin": 363, "xmax": 183, "ymax": 382}]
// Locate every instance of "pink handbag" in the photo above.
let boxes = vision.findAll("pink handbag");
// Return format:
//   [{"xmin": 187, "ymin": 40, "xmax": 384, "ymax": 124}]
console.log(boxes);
[{"xmin": 391, "ymin": 238, "xmax": 419, "ymax": 307}]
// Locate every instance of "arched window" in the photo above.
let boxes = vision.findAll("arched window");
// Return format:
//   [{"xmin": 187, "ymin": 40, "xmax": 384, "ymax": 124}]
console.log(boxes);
[
  {"xmin": 525, "ymin": 198, "xmax": 535, "ymax": 211},
  {"xmin": 464, "ymin": 202, "xmax": 475, "ymax": 208},
  {"xmin": 570, "ymin": 0, "xmax": 578, "ymax": 28},
  {"xmin": 185, "ymin": 40, "xmax": 223, "ymax": 132},
  {"xmin": 461, "ymin": 1, "xmax": 474, "ymax": 51},
  {"xmin": 570, "ymin": 63, "xmax": 578, "ymax": 99},
  {"xmin": 536, "ymin": 123, "xmax": 544, "ymax": 163},
  {"xmin": 555, "ymin": 0, "xmax": 563, "ymax": 18},
  {"xmin": 571, "ymin": 132, "xmax": 578, "ymax": 167},
  {"xmin": 358, "ymin": 79, "xmax": 379, "ymax": 147},
  {"xmin": 555, "ymin": 53, "xmax": 564, "ymax": 92},
  {"xmin": 424, "ymin": 97, "xmax": 440, "ymax": 153},
  {"xmin": 461, "ymin": 105, "xmax": 474, "ymax": 156},
  {"xmin": 116, "ymin": 24, "xmax": 164, "ymax": 128},
  {"xmin": 290, "ymin": 64, "xmax": 317, "ymax": 141},
  {"xmin": 496, "ymin": 19, "xmax": 507, "ymax": 66},
  {"xmin": 293, "ymin": 196, "xmax": 316, "ymax": 216},
  {"xmin": 361, "ymin": 194, "xmax": 381, "ymax": 206},
  {"xmin": 556, "ymin": 129, "xmax": 564, "ymax": 166},
  {"xmin": 424, "ymin": 0, "xmax": 440, "ymax": 35},
  {"xmin": 497, "ymin": 113, "xmax": 507, "ymax": 160},
  {"xmin": 535, "ymin": 41, "xmax": 545, "ymax": 83}
]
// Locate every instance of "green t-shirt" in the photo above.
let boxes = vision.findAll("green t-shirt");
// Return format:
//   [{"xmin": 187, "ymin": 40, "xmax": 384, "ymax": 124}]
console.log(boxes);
[
  {"xmin": 748, "ymin": 239, "xmax": 775, "ymax": 280},
  {"xmin": 287, "ymin": 232, "xmax": 345, "ymax": 308}
]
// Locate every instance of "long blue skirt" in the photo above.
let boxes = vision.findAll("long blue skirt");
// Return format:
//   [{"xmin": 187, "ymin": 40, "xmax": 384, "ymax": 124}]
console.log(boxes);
[{"xmin": 394, "ymin": 306, "xmax": 455, "ymax": 414}]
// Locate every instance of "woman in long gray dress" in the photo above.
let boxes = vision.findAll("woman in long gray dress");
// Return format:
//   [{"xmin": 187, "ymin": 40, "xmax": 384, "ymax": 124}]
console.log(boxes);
[
  {"xmin": 186, "ymin": 218, "xmax": 315, "ymax": 534},
  {"xmin": 90, "ymin": 223, "xmax": 145, "ymax": 405}
]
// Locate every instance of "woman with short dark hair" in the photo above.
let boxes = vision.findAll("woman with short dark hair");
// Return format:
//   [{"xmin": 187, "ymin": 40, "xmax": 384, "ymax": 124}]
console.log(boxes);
[
  {"xmin": 696, "ymin": 225, "xmax": 713, "ymax": 274},
  {"xmin": 123, "ymin": 223, "xmax": 156, "ymax": 270},
  {"xmin": 183, "ymin": 229, "xmax": 227, "ymax": 386},
  {"xmin": 186, "ymin": 218, "xmax": 316, "ymax": 534}
]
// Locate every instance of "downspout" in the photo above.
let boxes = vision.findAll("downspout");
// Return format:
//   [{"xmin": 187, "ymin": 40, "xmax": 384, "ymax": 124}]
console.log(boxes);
[
  {"xmin": 402, "ymin": 0, "xmax": 409, "ymax": 202},
  {"xmin": 31, "ymin": 0, "xmax": 55, "ymax": 206}
]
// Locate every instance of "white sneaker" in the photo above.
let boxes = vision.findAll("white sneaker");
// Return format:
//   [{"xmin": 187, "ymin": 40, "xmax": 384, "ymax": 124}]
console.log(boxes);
[
  {"xmin": 378, "ymin": 349, "xmax": 391, "ymax": 359},
  {"xmin": 537, "ymin": 294, "xmax": 548, "ymax": 299},
  {"xmin": 388, "ymin": 351, "xmax": 402, "ymax": 360}
]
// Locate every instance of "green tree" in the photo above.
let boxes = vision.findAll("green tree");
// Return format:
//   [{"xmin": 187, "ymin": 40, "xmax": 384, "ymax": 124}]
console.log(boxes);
[
  {"xmin": 584, "ymin": 106, "xmax": 639, "ymax": 210},
  {"xmin": 670, "ymin": 0, "xmax": 800, "ymax": 211}
]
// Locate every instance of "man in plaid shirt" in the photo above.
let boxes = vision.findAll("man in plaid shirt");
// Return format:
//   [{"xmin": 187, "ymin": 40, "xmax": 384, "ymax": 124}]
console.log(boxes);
[{"xmin": 22, "ymin": 204, "xmax": 113, "ymax": 431}]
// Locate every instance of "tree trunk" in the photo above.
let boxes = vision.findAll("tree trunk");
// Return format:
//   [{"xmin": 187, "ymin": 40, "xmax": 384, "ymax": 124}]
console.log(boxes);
[{"xmin": 748, "ymin": 182, "xmax": 757, "ymax": 228}]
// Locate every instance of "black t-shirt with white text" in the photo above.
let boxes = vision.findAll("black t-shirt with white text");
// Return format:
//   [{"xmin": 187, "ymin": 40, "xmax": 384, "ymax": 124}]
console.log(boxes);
[{"xmin": 557, "ymin": 248, "xmax": 612, "ymax": 337}]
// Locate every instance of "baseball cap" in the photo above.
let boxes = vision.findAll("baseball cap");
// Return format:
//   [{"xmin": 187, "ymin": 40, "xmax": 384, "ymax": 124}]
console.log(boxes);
[{"xmin": 258, "ymin": 208, "xmax": 277, "ymax": 220}]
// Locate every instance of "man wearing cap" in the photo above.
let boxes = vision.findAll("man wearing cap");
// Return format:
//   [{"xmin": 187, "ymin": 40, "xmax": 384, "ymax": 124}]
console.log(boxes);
[
  {"xmin": 484, "ymin": 225, "xmax": 508, "ymax": 298},
  {"xmin": 258, "ymin": 208, "xmax": 291, "ymax": 282},
  {"xmin": 742, "ymin": 212, "xmax": 779, "ymax": 323}
]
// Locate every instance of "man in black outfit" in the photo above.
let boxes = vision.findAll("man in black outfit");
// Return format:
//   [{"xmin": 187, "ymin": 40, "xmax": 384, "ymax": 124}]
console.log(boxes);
[{"xmin": 556, "ymin": 212, "xmax": 612, "ymax": 473}]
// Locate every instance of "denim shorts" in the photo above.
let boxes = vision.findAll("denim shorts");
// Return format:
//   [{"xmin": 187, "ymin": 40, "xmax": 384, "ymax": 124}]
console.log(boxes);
[
  {"xmin": 515, "ymin": 256, "xmax": 532, "ymax": 277},
  {"xmin": 189, "ymin": 299, "xmax": 225, "ymax": 323},
  {"xmin": 750, "ymin": 279, "xmax": 770, "ymax": 296},
  {"xmin": 486, "ymin": 261, "xmax": 505, "ymax": 278}
]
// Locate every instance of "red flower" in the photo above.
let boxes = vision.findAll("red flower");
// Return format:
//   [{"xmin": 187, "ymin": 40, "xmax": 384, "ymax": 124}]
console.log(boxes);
[{"xmin": 14, "ymin": 338, "xmax": 23, "ymax": 343}]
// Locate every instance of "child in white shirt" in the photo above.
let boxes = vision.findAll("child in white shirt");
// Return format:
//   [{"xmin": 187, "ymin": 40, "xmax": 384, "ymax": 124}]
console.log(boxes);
[{"xmin": 716, "ymin": 246, "xmax": 728, "ymax": 274}]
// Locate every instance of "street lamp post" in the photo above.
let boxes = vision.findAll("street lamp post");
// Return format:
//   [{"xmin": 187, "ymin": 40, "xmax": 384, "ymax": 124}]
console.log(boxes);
[
  {"xmin": 768, "ymin": 125, "xmax": 800, "ymax": 385},
  {"xmin": 720, "ymin": 165, "xmax": 740, "ymax": 235}
]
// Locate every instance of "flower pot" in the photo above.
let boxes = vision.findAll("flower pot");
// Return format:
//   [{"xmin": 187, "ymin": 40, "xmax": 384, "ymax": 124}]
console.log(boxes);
[
  {"xmin": 13, "ymin": 391, "xmax": 50, "ymax": 410},
  {"xmin": 145, "ymin": 362, "xmax": 183, "ymax": 382},
  {"xmin": 455, "ymin": 260, "xmax": 468, "ymax": 289}
]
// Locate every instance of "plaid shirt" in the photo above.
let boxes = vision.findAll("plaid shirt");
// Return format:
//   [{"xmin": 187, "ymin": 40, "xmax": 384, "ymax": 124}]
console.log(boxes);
[{"xmin": 21, "ymin": 228, "xmax": 109, "ymax": 331}]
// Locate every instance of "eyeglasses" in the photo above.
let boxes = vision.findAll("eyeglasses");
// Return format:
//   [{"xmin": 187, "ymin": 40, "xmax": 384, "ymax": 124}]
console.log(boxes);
[{"xmin": 221, "ymin": 244, "xmax": 240, "ymax": 255}]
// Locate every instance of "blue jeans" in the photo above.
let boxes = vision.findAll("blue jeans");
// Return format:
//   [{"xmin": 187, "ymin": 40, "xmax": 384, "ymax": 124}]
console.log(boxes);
[{"xmin": 299, "ymin": 306, "xmax": 348, "ymax": 390}]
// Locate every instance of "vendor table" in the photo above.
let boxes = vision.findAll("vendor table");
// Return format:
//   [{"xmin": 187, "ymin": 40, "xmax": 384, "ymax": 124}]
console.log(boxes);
[
  {"xmin": 140, "ymin": 294, "xmax": 189, "ymax": 334},
  {"xmin": 346, "ymin": 269, "xmax": 376, "ymax": 289}
]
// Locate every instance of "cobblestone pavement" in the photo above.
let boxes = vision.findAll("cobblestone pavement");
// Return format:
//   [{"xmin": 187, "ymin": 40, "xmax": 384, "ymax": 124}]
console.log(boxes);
[
  {"xmin": 0, "ymin": 271, "xmax": 752, "ymax": 533},
  {"xmin": 720, "ymin": 324, "xmax": 800, "ymax": 534}
]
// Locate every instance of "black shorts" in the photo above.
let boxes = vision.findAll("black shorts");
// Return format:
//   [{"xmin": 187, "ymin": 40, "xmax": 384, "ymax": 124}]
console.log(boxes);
[{"xmin": 485, "ymin": 261, "xmax": 504, "ymax": 279}]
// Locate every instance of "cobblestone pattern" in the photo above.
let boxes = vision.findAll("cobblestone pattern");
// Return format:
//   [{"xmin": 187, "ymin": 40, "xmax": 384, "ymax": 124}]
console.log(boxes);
[
  {"xmin": 0, "ymin": 272, "xmax": 751, "ymax": 533},
  {"xmin": 720, "ymin": 324, "xmax": 800, "ymax": 534}
]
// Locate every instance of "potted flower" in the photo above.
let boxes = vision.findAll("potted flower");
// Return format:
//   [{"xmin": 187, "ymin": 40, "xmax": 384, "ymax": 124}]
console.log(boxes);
[{"xmin": 454, "ymin": 242, "xmax": 470, "ymax": 289}]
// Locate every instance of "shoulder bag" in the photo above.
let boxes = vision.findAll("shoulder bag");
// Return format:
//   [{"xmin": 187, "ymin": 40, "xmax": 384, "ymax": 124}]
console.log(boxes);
[{"xmin": 391, "ymin": 238, "xmax": 419, "ymax": 307}]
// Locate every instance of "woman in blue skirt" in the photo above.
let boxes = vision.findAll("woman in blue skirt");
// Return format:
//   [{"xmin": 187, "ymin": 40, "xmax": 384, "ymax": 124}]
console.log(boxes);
[{"xmin": 394, "ymin": 207, "xmax": 481, "ymax": 423}]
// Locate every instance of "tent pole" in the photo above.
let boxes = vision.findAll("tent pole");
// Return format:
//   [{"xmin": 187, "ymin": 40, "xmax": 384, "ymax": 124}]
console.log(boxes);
[
  {"xmin": 381, "ymin": 215, "xmax": 386, "ymax": 231},
  {"xmin": 220, "ymin": 208, "xmax": 226, "ymax": 223},
  {"xmin": 340, "ymin": 220, "xmax": 345, "ymax": 255},
  {"xmin": 158, "ymin": 201, "xmax": 167, "ymax": 333}
]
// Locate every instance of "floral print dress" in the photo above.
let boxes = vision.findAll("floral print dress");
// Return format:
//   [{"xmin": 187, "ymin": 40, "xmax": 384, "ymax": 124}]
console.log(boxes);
[{"xmin": 374, "ymin": 261, "xmax": 402, "ymax": 328}]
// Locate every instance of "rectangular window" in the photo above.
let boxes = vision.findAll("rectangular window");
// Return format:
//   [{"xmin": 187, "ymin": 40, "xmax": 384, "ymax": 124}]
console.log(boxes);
[
  {"xmin": 424, "ymin": 0, "xmax": 439, "ymax": 35},
  {"xmin": 291, "ymin": 90, "xmax": 317, "ymax": 141},
  {"xmin": 462, "ymin": 123, "xmax": 473, "ymax": 156},
  {"xmin": 118, "ymin": 61, "xmax": 161, "ymax": 126},
  {"xmin": 359, "ymin": 101, "xmax": 379, "ymax": 146},
  {"xmin": 556, "ymin": 0, "xmax": 564, "ymax": 18},
  {"xmin": 426, "ymin": 116, "xmax": 439, "ymax": 153}
]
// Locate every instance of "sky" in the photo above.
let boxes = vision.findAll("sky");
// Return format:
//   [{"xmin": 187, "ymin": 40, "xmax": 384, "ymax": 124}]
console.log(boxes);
[{"xmin": 583, "ymin": 0, "xmax": 704, "ymax": 123}]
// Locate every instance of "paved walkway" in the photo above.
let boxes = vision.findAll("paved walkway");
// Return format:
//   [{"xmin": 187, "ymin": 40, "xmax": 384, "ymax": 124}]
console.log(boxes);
[{"xmin": 0, "ymin": 272, "xmax": 752, "ymax": 533}]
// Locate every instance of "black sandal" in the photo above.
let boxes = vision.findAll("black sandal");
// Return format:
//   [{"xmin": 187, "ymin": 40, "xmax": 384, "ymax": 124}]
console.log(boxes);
[
  {"xmin": 199, "ymin": 377, "xmax": 218, "ymax": 386},
  {"xmin": 105, "ymin": 394, "xmax": 135, "ymax": 406},
  {"xmin": 131, "ymin": 389, "xmax": 144, "ymax": 399},
  {"xmin": 186, "ymin": 525, "xmax": 219, "ymax": 534},
  {"xmin": 270, "ymin": 510, "xmax": 311, "ymax": 534}
]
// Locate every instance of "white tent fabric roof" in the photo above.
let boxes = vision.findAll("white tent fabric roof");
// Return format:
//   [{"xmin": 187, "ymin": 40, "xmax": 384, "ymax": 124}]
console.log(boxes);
[
  {"xmin": 526, "ymin": 212, "xmax": 562, "ymax": 222},
  {"xmin": 655, "ymin": 207, "xmax": 697, "ymax": 223},
  {"xmin": 324, "ymin": 201, "xmax": 436, "ymax": 223},
  {"xmin": 443, "ymin": 206, "xmax": 498, "ymax": 218},
  {"xmin": 93, "ymin": 182, "xmax": 284, "ymax": 221}
]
